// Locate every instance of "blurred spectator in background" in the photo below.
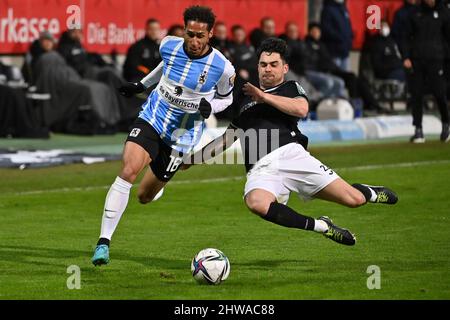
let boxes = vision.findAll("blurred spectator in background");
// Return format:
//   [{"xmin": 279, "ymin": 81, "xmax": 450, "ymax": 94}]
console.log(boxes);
[
  {"xmin": 59, "ymin": 27, "xmax": 142, "ymax": 128},
  {"xmin": 401, "ymin": 0, "xmax": 450, "ymax": 143},
  {"xmin": 320, "ymin": 0, "xmax": 354, "ymax": 71},
  {"xmin": 1, "ymin": 61, "xmax": 48, "ymax": 138},
  {"xmin": 167, "ymin": 24, "xmax": 185, "ymax": 37},
  {"xmin": 33, "ymin": 51, "xmax": 121, "ymax": 133},
  {"xmin": 217, "ymin": 24, "xmax": 258, "ymax": 121},
  {"xmin": 22, "ymin": 31, "xmax": 56, "ymax": 84},
  {"xmin": 278, "ymin": 21, "xmax": 323, "ymax": 105},
  {"xmin": 303, "ymin": 22, "xmax": 347, "ymax": 98},
  {"xmin": 123, "ymin": 19, "xmax": 162, "ymax": 82},
  {"xmin": 392, "ymin": 0, "xmax": 421, "ymax": 47},
  {"xmin": 443, "ymin": 0, "xmax": 450, "ymax": 100},
  {"xmin": 250, "ymin": 17, "xmax": 276, "ymax": 50},
  {"xmin": 228, "ymin": 24, "xmax": 258, "ymax": 83},
  {"xmin": 211, "ymin": 21, "xmax": 232, "ymax": 59},
  {"xmin": 279, "ymin": 21, "xmax": 306, "ymax": 78},
  {"xmin": 306, "ymin": 22, "xmax": 384, "ymax": 113},
  {"xmin": 370, "ymin": 20, "xmax": 406, "ymax": 82},
  {"xmin": 58, "ymin": 28, "xmax": 94, "ymax": 77},
  {"xmin": 58, "ymin": 28, "xmax": 113, "ymax": 78},
  {"xmin": 392, "ymin": 0, "xmax": 420, "ymax": 116}
]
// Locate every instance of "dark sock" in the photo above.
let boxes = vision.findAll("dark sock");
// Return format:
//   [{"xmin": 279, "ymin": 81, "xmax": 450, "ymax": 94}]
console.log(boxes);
[
  {"xmin": 97, "ymin": 237, "xmax": 110, "ymax": 247},
  {"xmin": 352, "ymin": 183, "xmax": 371, "ymax": 203},
  {"xmin": 264, "ymin": 202, "xmax": 315, "ymax": 231}
]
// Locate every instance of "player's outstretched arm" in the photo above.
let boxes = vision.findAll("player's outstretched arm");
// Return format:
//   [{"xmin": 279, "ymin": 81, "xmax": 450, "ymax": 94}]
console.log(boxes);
[
  {"xmin": 209, "ymin": 62, "xmax": 235, "ymax": 114},
  {"xmin": 209, "ymin": 92, "xmax": 234, "ymax": 115},
  {"xmin": 140, "ymin": 60, "xmax": 163, "ymax": 88},
  {"xmin": 181, "ymin": 125, "xmax": 238, "ymax": 169},
  {"xmin": 243, "ymin": 82, "xmax": 308, "ymax": 118},
  {"xmin": 118, "ymin": 61, "xmax": 164, "ymax": 97}
]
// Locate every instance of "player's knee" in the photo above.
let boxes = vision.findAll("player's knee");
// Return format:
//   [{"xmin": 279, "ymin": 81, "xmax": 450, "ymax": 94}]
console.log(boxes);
[
  {"xmin": 120, "ymin": 166, "xmax": 139, "ymax": 183},
  {"xmin": 244, "ymin": 193, "xmax": 270, "ymax": 217}
]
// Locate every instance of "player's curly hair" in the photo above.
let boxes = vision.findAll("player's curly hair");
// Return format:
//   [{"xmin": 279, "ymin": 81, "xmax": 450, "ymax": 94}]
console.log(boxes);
[
  {"xmin": 183, "ymin": 5, "xmax": 216, "ymax": 31},
  {"xmin": 256, "ymin": 37, "xmax": 290, "ymax": 63}
]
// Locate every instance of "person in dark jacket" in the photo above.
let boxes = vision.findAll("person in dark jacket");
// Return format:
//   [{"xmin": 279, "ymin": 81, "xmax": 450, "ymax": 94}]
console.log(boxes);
[
  {"xmin": 57, "ymin": 28, "xmax": 91, "ymax": 77},
  {"xmin": 392, "ymin": 0, "xmax": 421, "ymax": 48},
  {"xmin": 391, "ymin": 1, "xmax": 420, "ymax": 117},
  {"xmin": 249, "ymin": 17, "xmax": 276, "ymax": 50},
  {"xmin": 303, "ymin": 22, "xmax": 347, "ymax": 98},
  {"xmin": 216, "ymin": 24, "xmax": 257, "ymax": 121},
  {"xmin": 320, "ymin": 0, "xmax": 354, "ymax": 71},
  {"xmin": 305, "ymin": 22, "xmax": 385, "ymax": 112},
  {"xmin": 402, "ymin": 0, "xmax": 450, "ymax": 142},
  {"xmin": 228, "ymin": 25, "xmax": 258, "ymax": 83},
  {"xmin": 210, "ymin": 21, "xmax": 232, "ymax": 60},
  {"xmin": 370, "ymin": 21, "xmax": 406, "ymax": 82},
  {"xmin": 22, "ymin": 31, "xmax": 56, "ymax": 84},
  {"xmin": 443, "ymin": 0, "xmax": 450, "ymax": 102},
  {"xmin": 123, "ymin": 19, "xmax": 162, "ymax": 82},
  {"xmin": 279, "ymin": 21, "xmax": 306, "ymax": 77}
]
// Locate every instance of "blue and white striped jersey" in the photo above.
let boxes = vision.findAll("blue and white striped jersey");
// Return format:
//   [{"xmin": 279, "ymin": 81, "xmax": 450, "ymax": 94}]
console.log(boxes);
[{"xmin": 138, "ymin": 36, "xmax": 235, "ymax": 153}]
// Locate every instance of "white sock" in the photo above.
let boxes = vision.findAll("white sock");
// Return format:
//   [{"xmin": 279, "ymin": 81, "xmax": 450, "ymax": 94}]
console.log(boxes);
[
  {"xmin": 99, "ymin": 176, "xmax": 133, "ymax": 240},
  {"xmin": 313, "ymin": 219, "xmax": 329, "ymax": 233}
]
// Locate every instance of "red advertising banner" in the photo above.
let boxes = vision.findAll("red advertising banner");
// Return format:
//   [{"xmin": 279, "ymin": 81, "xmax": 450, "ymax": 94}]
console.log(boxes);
[
  {"xmin": 0, "ymin": 0, "xmax": 308, "ymax": 54},
  {"xmin": 347, "ymin": 0, "xmax": 403, "ymax": 50}
]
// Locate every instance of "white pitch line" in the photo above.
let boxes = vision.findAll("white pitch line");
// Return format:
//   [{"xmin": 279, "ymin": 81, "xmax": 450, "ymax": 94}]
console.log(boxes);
[
  {"xmin": 335, "ymin": 159, "xmax": 450, "ymax": 171},
  {"xmin": 7, "ymin": 176, "xmax": 245, "ymax": 196},
  {"xmin": 4, "ymin": 159, "xmax": 450, "ymax": 197}
]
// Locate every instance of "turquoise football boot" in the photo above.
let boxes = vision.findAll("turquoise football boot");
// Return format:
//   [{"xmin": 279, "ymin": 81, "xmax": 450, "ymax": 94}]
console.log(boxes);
[{"xmin": 92, "ymin": 244, "xmax": 110, "ymax": 266}]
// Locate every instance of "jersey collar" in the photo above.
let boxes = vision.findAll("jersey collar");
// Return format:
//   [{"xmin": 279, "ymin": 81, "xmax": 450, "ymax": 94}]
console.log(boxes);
[
  {"xmin": 262, "ymin": 81, "xmax": 286, "ymax": 93},
  {"xmin": 182, "ymin": 43, "xmax": 213, "ymax": 60}
]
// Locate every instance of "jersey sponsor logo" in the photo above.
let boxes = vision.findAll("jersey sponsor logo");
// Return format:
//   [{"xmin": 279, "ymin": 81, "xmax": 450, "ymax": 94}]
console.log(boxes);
[
  {"xmin": 158, "ymin": 85, "xmax": 199, "ymax": 111},
  {"xmin": 240, "ymin": 100, "xmax": 257, "ymax": 114},
  {"xmin": 295, "ymin": 82, "xmax": 306, "ymax": 96},
  {"xmin": 129, "ymin": 128, "xmax": 141, "ymax": 137},
  {"xmin": 198, "ymin": 70, "xmax": 208, "ymax": 84}
]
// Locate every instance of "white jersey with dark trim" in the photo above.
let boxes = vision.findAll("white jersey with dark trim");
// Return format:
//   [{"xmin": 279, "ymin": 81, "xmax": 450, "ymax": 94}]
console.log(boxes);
[{"xmin": 139, "ymin": 36, "xmax": 235, "ymax": 153}]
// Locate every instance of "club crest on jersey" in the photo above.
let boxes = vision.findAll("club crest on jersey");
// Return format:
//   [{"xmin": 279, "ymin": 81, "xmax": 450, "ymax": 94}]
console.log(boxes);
[
  {"xmin": 198, "ymin": 70, "xmax": 208, "ymax": 84},
  {"xmin": 129, "ymin": 128, "xmax": 141, "ymax": 137},
  {"xmin": 174, "ymin": 86, "xmax": 183, "ymax": 96}
]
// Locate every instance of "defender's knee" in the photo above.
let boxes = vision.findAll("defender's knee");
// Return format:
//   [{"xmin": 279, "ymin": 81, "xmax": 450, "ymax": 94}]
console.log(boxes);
[
  {"xmin": 120, "ymin": 166, "xmax": 139, "ymax": 183},
  {"xmin": 245, "ymin": 193, "xmax": 271, "ymax": 217}
]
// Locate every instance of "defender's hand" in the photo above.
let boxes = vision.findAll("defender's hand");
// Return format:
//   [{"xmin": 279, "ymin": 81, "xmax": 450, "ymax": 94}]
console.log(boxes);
[
  {"xmin": 118, "ymin": 82, "xmax": 145, "ymax": 97},
  {"xmin": 199, "ymin": 98, "xmax": 212, "ymax": 119},
  {"xmin": 243, "ymin": 82, "xmax": 266, "ymax": 103}
]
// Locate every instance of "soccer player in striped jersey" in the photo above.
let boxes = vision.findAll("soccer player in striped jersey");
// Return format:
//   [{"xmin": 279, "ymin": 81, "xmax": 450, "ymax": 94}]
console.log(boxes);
[{"xmin": 92, "ymin": 6, "xmax": 236, "ymax": 266}]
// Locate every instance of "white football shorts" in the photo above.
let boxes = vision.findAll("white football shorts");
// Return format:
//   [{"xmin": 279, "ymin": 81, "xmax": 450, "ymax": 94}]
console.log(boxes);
[{"xmin": 244, "ymin": 142, "xmax": 340, "ymax": 204}]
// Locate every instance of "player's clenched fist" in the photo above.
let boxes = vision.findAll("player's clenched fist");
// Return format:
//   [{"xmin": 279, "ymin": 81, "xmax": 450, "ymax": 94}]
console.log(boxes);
[
  {"xmin": 243, "ymin": 82, "xmax": 266, "ymax": 103},
  {"xmin": 198, "ymin": 98, "xmax": 212, "ymax": 119}
]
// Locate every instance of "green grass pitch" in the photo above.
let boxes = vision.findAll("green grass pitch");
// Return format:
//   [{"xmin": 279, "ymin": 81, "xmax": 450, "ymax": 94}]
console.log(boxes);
[{"xmin": 0, "ymin": 140, "xmax": 449, "ymax": 299}]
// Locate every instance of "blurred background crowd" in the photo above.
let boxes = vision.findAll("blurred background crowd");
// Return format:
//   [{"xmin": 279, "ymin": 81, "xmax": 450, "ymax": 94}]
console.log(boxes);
[{"xmin": 1, "ymin": 0, "xmax": 450, "ymax": 141}]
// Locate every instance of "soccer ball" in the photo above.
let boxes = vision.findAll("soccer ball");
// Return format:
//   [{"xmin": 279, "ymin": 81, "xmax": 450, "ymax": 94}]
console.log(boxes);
[{"xmin": 191, "ymin": 248, "xmax": 230, "ymax": 285}]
